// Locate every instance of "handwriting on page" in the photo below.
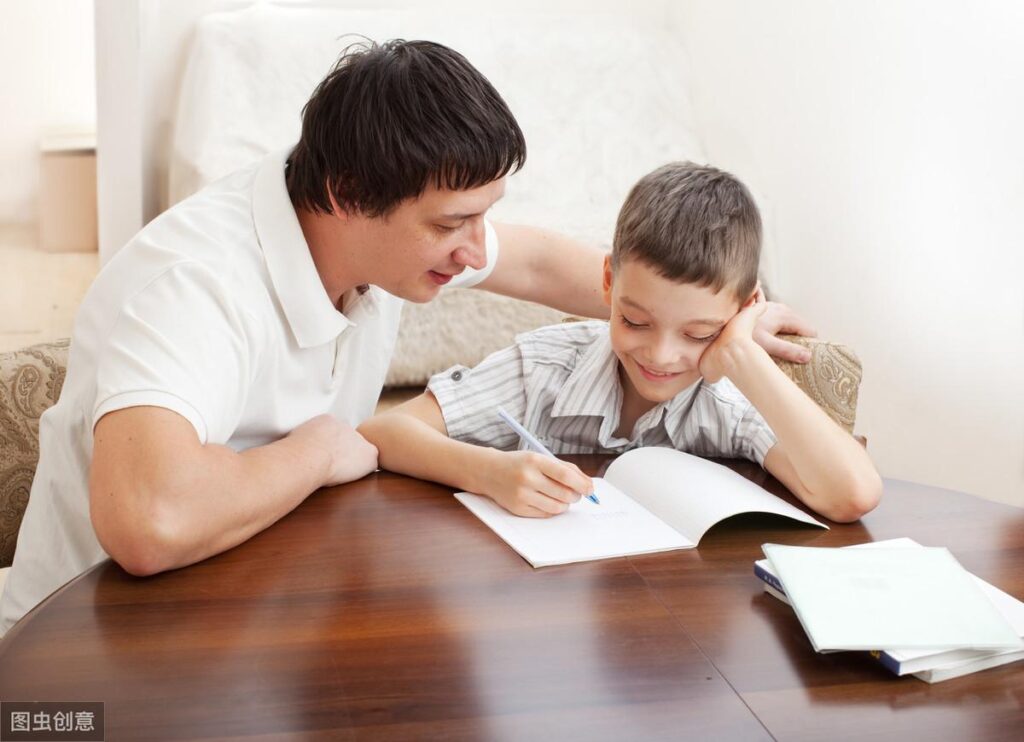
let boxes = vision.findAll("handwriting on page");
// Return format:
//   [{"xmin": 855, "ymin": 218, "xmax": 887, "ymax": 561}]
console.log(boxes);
[{"xmin": 585, "ymin": 510, "xmax": 628, "ymax": 521}]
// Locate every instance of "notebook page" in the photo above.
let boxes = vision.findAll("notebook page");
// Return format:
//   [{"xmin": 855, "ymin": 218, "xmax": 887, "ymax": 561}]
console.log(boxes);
[
  {"xmin": 604, "ymin": 447, "xmax": 825, "ymax": 543},
  {"xmin": 455, "ymin": 478, "xmax": 692, "ymax": 567}
]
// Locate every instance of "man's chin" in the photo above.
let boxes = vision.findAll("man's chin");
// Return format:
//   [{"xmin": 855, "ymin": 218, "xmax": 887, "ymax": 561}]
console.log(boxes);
[{"xmin": 396, "ymin": 281, "xmax": 442, "ymax": 304}]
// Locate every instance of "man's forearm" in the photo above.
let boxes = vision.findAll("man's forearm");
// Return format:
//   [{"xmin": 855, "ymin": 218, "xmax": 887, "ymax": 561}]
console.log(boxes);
[
  {"xmin": 90, "ymin": 408, "xmax": 342, "ymax": 576},
  {"xmin": 139, "ymin": 432, "xmax": 332, "ymax": 574},
  {"xmin": 486, "ymin": 223, "xmax": 609, "ymax": 318}
]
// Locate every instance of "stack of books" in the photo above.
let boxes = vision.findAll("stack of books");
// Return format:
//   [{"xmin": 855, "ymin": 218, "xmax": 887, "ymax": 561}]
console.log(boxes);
[{"xmin": 755, "ymin": 538, "xmax": 1024, "ymax": 683}]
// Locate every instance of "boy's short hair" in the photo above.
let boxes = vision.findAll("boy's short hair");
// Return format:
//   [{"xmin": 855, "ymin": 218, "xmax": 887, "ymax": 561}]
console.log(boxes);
[
  {"xmin": 287, "ymin": 39, "xmax": 526, "ymax": 217},
  {"xmin": 612, "ymin": 162, "xmax": 762, "ymax": 301}
]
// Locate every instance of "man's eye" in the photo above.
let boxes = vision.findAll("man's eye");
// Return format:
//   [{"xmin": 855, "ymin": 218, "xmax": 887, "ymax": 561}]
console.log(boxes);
[{"xmin": 435, "ymin": 224, "xmax": 459, "ymax": 233}]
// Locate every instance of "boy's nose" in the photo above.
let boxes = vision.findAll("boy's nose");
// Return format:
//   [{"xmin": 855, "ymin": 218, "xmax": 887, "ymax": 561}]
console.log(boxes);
[{"xmin": 647, "ymin": 337, "xmax": 685, "ymax": 368}]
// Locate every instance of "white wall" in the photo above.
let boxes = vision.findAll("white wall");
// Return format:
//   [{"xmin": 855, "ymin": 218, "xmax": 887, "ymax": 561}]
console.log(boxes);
[
  {"xmin": 673, "ymin": 0, "xmax": 1024, "ymax": 506},
  {"xmin": 0, "ymin": 0, "xmax": 96, "ymax": 224},
  {"xmin": 94, "ymin": 0, "xmax": 671, "ymax": 260}
]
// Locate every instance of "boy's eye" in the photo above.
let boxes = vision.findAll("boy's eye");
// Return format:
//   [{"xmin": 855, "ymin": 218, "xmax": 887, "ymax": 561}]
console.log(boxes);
[
  {"xmin": 687, "ymin": 332, "xmax": 719, "ymax": 344},
  {"xmin": 435, "ymin": 224, "xmax": 459, "ymax": 233},
  {"xmin": 619, "ymin": 315, "xmax": 647, "ymax": 329}
]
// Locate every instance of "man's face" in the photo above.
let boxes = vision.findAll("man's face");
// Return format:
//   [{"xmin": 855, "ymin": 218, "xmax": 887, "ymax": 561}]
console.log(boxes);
[
  {"xmin": 345, "ymin": 178, "xmax": 506, "ymax": 303},
  {"xmin": 603, "ymin": 256, "xmax": 744, "ymax": 405}
]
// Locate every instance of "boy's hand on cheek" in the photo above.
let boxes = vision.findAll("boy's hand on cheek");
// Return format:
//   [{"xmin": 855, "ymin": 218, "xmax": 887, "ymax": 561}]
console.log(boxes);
[
  {"xmin": 481, "ymin": 450, "xmax": 592, "ymax": 518},
  {"xmin": 699, "ymin": 302, "xmax": 769, "ymax": 383}
]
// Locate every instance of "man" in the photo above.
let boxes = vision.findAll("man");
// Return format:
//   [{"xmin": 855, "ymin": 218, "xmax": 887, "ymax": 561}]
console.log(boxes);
[{"xmin": 0, "ymin": 40, "xmax": 812, "ymax": 634}]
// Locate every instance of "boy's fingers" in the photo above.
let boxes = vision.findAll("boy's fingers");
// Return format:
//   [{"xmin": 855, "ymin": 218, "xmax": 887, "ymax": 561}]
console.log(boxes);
[
  {"xmin": 537, "ymin": 458, "xmax": 589, "ymax": 501},
  {"xmin": 572, "ymin": 464, "xmax": 595, "ymax": 495},
  {"xmin": 526, "ymin": 489, "xmax": 570, "ymax": 515}
]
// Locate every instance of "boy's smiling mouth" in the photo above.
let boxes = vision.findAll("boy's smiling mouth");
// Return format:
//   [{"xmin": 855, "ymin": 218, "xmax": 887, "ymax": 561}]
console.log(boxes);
[{"xmin": 634, "ymin": 360, "xmax": 684, "ymax": 382}]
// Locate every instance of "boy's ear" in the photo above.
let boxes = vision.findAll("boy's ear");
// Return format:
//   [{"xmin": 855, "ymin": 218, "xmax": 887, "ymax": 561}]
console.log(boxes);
[
  {"xmin": 740, "ymin": 281, "xmax": 761, "ymax": 309},
  {"xmin": 601, "ymin": 254, "xmax": 614, "ymax": 306}
]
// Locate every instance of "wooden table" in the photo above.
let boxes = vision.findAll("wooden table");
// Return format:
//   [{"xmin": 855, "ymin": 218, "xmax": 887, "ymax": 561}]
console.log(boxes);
[{"xmin": 1, "ymin": 457, "xmax": 1022, "ymax": 741}]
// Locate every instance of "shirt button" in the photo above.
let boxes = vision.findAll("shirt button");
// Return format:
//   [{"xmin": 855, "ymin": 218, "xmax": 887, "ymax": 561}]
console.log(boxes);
[{"xmin": 451, "ymin": 370, "xmax": 463, "ymax": 382}]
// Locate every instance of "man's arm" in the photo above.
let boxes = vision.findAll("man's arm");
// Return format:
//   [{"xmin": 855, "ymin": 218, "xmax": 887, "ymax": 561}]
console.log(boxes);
[
  {"xmin": 358, "ymin": 392, "xmax": 591, "ymax": 518},
  {"xmin": 482, "ymin": 222, "xmax": 816, "ymax": 363},
  {"xmin": 700, "ymin": 303, "xmax": 883, "ymax": 523},
  {"xmin": 89, "ymin": 407, "xmax": 378, "ymax": 576},
  {"xmin": 480, "ymin": 222, "xmax": 609, "ymax": 318}
]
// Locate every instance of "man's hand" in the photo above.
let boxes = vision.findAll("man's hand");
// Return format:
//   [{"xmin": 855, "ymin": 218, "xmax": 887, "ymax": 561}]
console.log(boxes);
[
  {"xmin": 479, "ymin": 450, "xmax": 592, "ymax": 518},
  {"xmin": 751, "ymin": 289, "xmax": 818, "ymax": 363},
  {"xmin": 291, "ymin": 414, "xmax": 379, "ymax": 486}
]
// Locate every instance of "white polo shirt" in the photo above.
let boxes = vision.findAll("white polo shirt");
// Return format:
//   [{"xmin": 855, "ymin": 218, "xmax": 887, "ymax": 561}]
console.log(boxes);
[{"xmin": 0, "ymin": 148, "xmax": 498, "ymax": 635}]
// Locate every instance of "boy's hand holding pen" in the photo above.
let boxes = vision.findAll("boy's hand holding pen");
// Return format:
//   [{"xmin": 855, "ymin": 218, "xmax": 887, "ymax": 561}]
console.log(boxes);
[{"xmin": 495, "ymin": 405, "xmax": 598, "ymax": 509}]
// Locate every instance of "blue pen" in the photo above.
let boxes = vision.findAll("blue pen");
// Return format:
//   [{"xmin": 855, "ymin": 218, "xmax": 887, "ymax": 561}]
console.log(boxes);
[{"xmin": 496, "ymin": 406, "xmax": 600, "ymax": 505}]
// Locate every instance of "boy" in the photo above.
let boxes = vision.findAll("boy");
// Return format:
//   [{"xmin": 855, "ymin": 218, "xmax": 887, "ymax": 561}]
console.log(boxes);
[{"xmin": 359, "ymin": 163, "xmax": 882, "ymax": 522}]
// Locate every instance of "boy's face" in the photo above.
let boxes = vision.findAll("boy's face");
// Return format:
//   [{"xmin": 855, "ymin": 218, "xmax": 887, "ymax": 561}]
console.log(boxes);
[
  {"xmin": 334, "ymin": 177, "xmax": 506, "ymax": 303},
  {"xmin": 602, "ymin": 255, "xmax": 749, "ymax": 405}
]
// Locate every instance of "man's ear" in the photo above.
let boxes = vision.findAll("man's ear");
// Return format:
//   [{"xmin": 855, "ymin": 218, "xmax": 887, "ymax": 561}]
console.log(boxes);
[
  {"xmin": 601, "ymin": 254, "xmax": 615, "ymax": 306},
  {"xmin": 325, "ymin": 184, "xmax": 350, "ymax": 222}
]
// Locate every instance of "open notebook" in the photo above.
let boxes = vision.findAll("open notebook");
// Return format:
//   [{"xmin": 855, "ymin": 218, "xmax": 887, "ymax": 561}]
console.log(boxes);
[{"xmin": 456, "ymin": 447, "xmax": 826, "ymax": 567}]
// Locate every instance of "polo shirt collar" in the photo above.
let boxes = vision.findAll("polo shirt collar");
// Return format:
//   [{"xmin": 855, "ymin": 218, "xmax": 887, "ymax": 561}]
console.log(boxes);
[
  {"xmin": 551, "ymin": 327, "xmax": 703, "ymax": 445},
  {"xmin": 252, "ymin": 146, "xmax": 353, "ymax": 348}
]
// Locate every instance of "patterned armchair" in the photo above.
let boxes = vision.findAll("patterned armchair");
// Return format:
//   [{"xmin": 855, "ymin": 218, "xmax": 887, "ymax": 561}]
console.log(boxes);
[
  {"xmin": 0, "ymin": 334, "xmax": 861, "ymax": 571},
  {"xmin": 0, "ymin": 339, "xmax": 69, "ymax": 568},
  {"xmin": 773, "ymin": 335, "xmax": 862, "ymax": 435}
]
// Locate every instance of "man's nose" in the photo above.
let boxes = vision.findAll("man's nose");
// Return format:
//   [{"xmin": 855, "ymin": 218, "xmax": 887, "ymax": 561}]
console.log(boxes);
[{"xmin": 452, "ymin": 220, "xmax": 487, "ymax": 270}]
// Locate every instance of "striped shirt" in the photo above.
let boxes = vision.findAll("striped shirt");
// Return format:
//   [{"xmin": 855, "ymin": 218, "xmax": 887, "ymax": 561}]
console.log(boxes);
[{"xmin": 428, "ymin": 320, "xmax": 777, "ymax": 465}]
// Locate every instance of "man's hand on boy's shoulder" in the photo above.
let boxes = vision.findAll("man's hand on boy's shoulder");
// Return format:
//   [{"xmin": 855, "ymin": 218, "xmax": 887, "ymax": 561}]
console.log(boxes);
[{"xmin": 751, "ymin": 293, "xmax": 818, "ymax": 364}]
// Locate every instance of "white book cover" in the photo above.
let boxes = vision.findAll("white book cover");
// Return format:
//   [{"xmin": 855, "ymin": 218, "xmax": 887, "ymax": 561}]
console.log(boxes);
[
  {"xmin": 756, "ymin": 538, "xmax": 1024, "ymax": 672},
  {"xmin": 762, "ymin": 543, "xmax": 1024, "ymax": 651},
  {"xmin": 456, "ymin": 447, "xmax": 826, "ymax": 568}
]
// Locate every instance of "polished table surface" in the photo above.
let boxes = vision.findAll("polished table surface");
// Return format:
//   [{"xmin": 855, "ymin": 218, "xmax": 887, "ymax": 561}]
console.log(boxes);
[{"xmin": 1, "ymin": 457, "xmax": 1022, "ymax": 741}]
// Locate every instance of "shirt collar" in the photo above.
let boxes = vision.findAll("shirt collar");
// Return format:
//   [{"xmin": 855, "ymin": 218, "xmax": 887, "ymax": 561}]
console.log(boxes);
[
  {"xmin": 252, "ymin": 146, "xmax": 353, "ymax": 348},
  {"xmin": 661, "ymin": 379, "xmax": 703, "ymax": 446},
  {"xmin": 550, "ymin": 326, "xmax": 703, "ymax": 445},
  {"xmin": 551, "ymin": 330, "xmax": 621, "ymax": 420}
]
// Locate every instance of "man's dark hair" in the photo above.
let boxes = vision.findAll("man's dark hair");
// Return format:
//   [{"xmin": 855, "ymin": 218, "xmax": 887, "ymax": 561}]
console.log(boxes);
[
  {"xmin": 612, "ymin": 162, "xmax": 762, "ymax": 301},
  {"xmin": 287, "ymin": 39, "xmax": 526, "ymax": 217}
]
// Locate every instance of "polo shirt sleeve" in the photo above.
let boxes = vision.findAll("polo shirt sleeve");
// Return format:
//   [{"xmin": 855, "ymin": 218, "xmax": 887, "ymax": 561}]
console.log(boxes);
[
  {"xmin": 446, "ymin": 219, "xmax": 499, "ymax": 289},
  {"xmin": 426, "ymin": 342, "xmax": 527, "ymax": 450},
  {"xmin": 92, "ymin": 262, "xmax": 256, "ymax": 445}
]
